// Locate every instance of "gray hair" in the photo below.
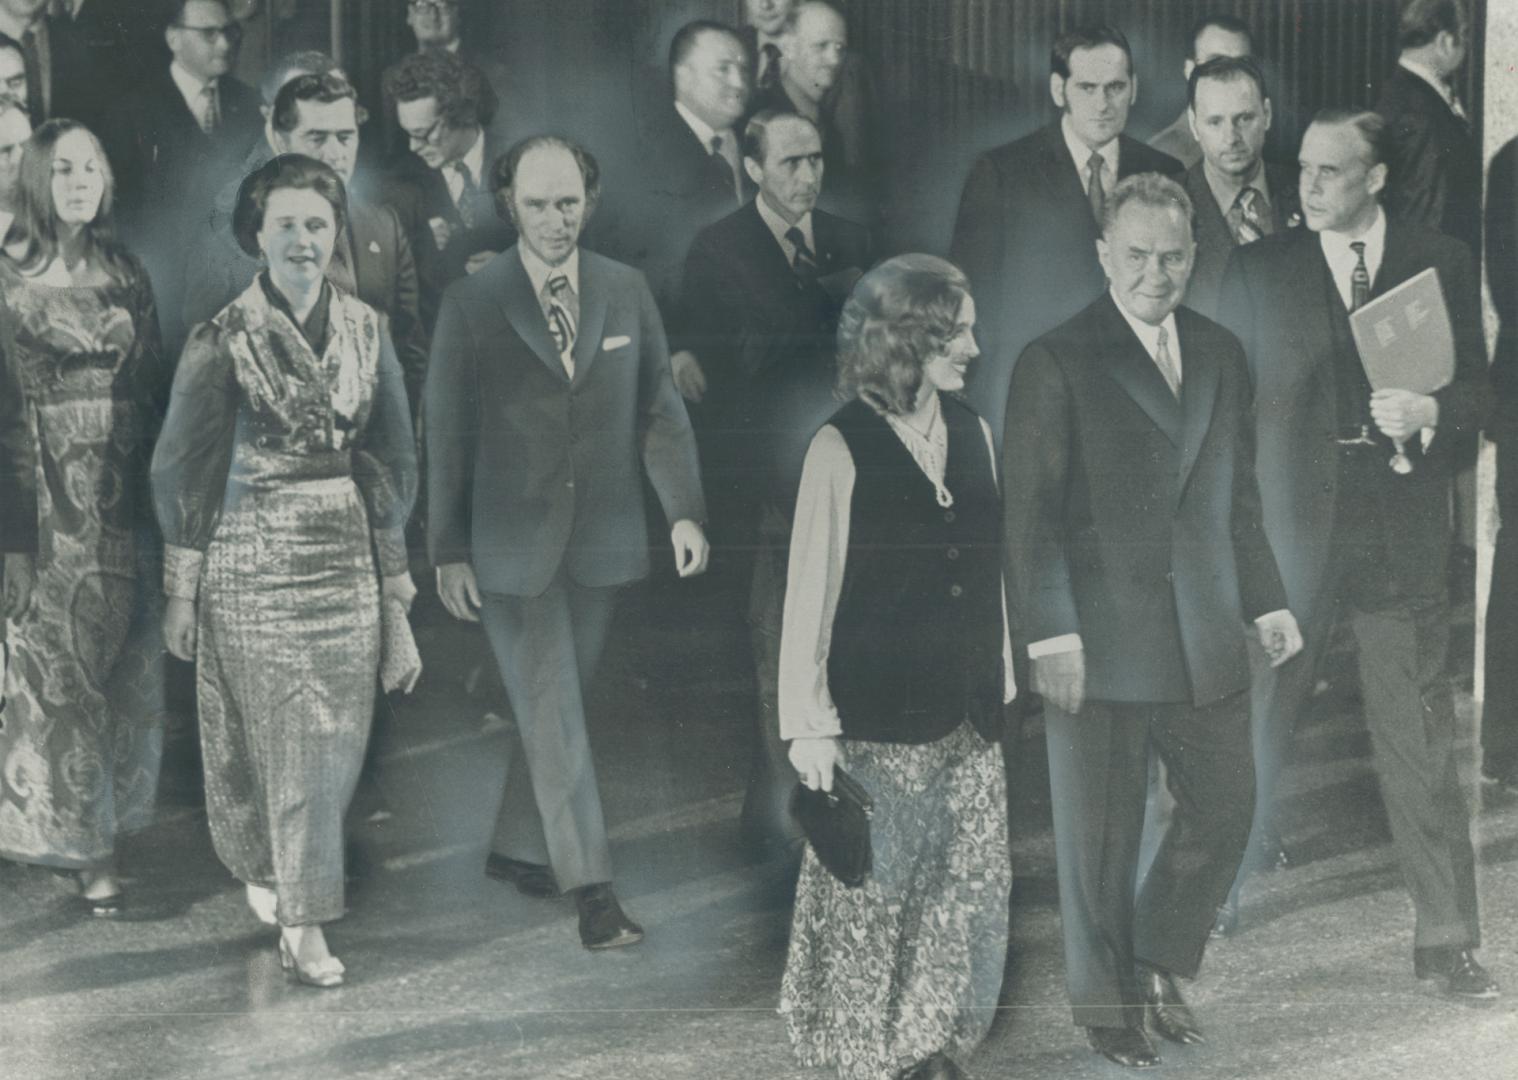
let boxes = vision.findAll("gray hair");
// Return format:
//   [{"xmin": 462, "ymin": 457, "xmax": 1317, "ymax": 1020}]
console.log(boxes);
[{"xmin": 1102, "ymin": 172, "xmax": 1194, "ymax": 238}]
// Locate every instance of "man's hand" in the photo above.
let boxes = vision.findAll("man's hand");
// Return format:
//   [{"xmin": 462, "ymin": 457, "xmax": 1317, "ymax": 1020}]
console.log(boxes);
[
  {"xmin": 427, "ymin": 216, "xmax": 453, "ymax": 252},
  {"xmin": 437, "ymin": 562, "xmax": 482, "ymax": 623},
  {"xmin": 1032, "ymin": 648, "xmax": 1085, "ymax": 715},
  {"xmin": 671, "ymin": 350, "xmax": 707, "ymax": 403},
  {"xmin": 1255, "ymin": 610, "xmax": 1304, "ymax": 668},
  {"xmin": 382, "ymin": 570, "xmax": 418, "ymax": 612},
  {"xmin": 464, "ymin": 250, "xmax": 499, "ymax": 275},
  {"xmin": 2, "ymin": 552, "xmax": 34, "ymax": 619},
  {"xmin": 1370, "ymin": 389, "xmax": 1438, "ymax": 443},
  {"xmin": 789, "ymin": 736, "xmax": 843, "ymax": 792},
  {"xmin": 671, "ymin": 519, "xmax": 709, "ymax": 578},
  {"xmin": 163, "ymin": 596, "xmax": 197, "ymax": 661}
]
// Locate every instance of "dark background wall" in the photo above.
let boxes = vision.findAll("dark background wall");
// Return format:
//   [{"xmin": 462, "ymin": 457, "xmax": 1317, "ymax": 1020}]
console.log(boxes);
[{"xmin": 286, "ymin": 0, "xmax": 1483, "ymax": 255}]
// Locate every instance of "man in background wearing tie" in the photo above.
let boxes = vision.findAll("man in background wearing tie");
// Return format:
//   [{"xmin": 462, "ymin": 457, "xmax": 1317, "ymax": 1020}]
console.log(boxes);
[
  {"xmin": 426, "ymin": 135, "xmax": 708, "ymax": 951},
  {"xmin": 1003, "ymin": 173, "xmax": 1300, "ymax": 1069},
  {"xmin": 1220, "ymin": 109, "xmax": 1496, "ymax": 1000},
  {"xmin": 950, "ymin": 24, "xmax": 1181, "ymax": 443}
]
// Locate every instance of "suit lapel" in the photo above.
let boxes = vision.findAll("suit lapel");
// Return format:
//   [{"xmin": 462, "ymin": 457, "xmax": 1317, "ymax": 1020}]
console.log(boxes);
[
  {"xmin": 570, "ymin": 253, "xmax": 608, "ymax": 384},
  {"xmin": 1034, "ymin": 123, "xmax": 1097, "ymax": 239},
  {"xmin": 1095, "ymin": 295, "xmax": 1185, "ymax": 447},
  {"xmin": 1186, "ymin": 165, "xmax": 1235, "ymax": 257},
  {"xmin": 1283, "ymin": 234, "xmax": 1338, "ymax": 393},
  {"xmin": 1174, "ymin": 314, "xmax": 1221, "ymax": 506},
  {"xmin": 1372, "ymin": 216, "xmax": 1423, "ymax": 297},
  {"xmin": 496, "ymin": 248, "xmax": 568, "ymax": 379}
]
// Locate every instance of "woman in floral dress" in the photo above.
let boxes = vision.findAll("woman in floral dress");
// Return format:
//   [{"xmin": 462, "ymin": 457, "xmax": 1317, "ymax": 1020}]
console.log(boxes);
[
  {"xmin": 778, "ymin": 255, "xmax": 1015, "ymax": 1080},
  {"xmin": 0, "ymin": 120, "xmax": 168, "ymax": 915}
]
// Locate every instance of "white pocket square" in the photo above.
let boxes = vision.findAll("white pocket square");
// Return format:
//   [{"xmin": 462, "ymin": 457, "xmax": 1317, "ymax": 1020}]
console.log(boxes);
[
  {"xmin": 368, "ymin": 240, "xmax": 382, "ymax": 254},
  {"xmin": 602, "ymin": 335, "xmax": 631, "ymax": 351}
]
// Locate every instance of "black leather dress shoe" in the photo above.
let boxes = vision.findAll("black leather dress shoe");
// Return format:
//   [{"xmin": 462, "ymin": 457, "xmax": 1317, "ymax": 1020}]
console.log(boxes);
[
  {"xmin": 894, "ymin": 1051, "xmax": 966, "ymax": 1079},
  {"xmin": 1085, "ymin": 1026, "xmax": 1160, "ymax": 1069},
  {"xmin": 1141, "ymin": 966, "xmax": 1205, "ymax": 1045},
  {"xmin": 484, "ymin": 854, "xmax": 559, "ymax": 899},
  {"xmin": 574, "ymin": 884, "xmax": 644, "ymax": 950},
  {"xmin": 1414, "ymin": 947, "xmax": 1500, "ymax": 1000}
]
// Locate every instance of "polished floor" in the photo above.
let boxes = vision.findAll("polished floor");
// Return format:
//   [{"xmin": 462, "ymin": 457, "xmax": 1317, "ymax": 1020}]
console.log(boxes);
[{"xmin": 3, "ymin": 583, "xmax": 1517, "ymax": 1080}]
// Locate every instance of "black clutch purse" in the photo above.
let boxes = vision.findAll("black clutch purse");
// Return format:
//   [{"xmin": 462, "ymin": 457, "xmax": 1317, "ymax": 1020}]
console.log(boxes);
[{"xmin": 790, "ymin": 767, "xmax": 874, "ymax": 887}]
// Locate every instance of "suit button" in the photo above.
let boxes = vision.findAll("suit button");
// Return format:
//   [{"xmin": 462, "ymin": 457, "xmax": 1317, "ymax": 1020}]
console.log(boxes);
[
  {"xmin": 565, "ymin": 479, "xmax": 575, "ymax": 490},
  {"xmin": 947, "ymin": 547, "xmax": 960, "ymax": 560},
  {"xmin": 944, "ymin": 510, "xmax": 956, "ymax": 523},
  {"xmin": 949, "ymin": 584, "xmax": 963, "ymax": 598}
]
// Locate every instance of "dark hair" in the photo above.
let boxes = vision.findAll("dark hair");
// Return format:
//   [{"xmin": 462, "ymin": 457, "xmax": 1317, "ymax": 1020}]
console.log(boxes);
[
  {"xmin": 8, "ymin": 120, "xmax": 134, "ymax": 280},
  {"xmin": 1102, "ymin": 173, "xmax": 1194, "ymax": 240},
  {"xmin": 836, "ymin": 254, "xmax": 971, "ymax": 417},
  {"xmin": 382, "ymin": 50, "xmax": 496, "ymax": 130},
  {"xmin": 1397, "ymin": 0, "xmax": 1467, "ymax": 49},
  {"xmin": 1310, "ymin": 107, "xmax": 1392, "ymax": 168},
  {"xmin": 1051, "ymin": 24, "xmax": 1132, "ymax": 80},
  {"xmin": 1187, "ymin": 55, "xmax": 1269, "ymax": 109},
  {"xmin": 164, "ymin": 0, "xmax": 228, "ymax": 30},
  {"xmin": 741, "ymin": 108, "xmax": 818, "ymax": 163},
  {"xmin": 259, "ymin": 49, "xmax": 341, "ymax": 107},
  {"xmin": 231, "ymin": 153, "xmax": 349, "ymax": 258},
  {"xmin": 272, "ymin": 72, "xmax": 361, "ymax": 134},
  {"xmin": 668, "ymin": 19, "xmax": 743, "ymax": 83},
  {"xmin": 490, "ymin": 134, "xmax": 601, "ymax": 223},
  {"xmin": 1187, "ymin": 13, "xmax": 1255, "ymax": 60}
]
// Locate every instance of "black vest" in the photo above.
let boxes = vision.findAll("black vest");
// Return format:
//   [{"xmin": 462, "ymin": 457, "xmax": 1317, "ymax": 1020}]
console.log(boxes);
[{"xmin": 826, "ymin": 396, "xmax": 1004, "ymax": 745}]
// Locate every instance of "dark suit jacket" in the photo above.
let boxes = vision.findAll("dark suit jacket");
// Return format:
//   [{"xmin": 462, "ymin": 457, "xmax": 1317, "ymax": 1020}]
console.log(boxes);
[
  {"xmin": 949, "ymin": 122, "xmax": 1183, "ymax": 436},
  {"xmin": 1377, "ymin": 65, "xmax": 1482, "ymax": 264},
  {"xmin": 1489, "ymin": 138, "xmax": 1518, "ymax": 421},
  {"xmin": 1219, "ymin": 217, "xmax": 1489, "ymax": 616},
  {"xmin": 1181, "ymin": 159, "xmax": 1300, "ymax": 321},
  {"xmin": 1002, "ymin": 293, "xmax": 1286, "ymax": 706},
  {"xmin": 0, "ymin": 15, "xmax": 97, "ymax": 128},
  {"xmin": 425, "ymin": 245, "xmax": 705, "ymax": 596}
]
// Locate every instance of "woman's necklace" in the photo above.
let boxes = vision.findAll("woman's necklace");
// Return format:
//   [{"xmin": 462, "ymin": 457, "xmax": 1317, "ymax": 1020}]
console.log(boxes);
[{"xmin": 897, "ymin": 391, "xmax": 941, "ymax": 440}]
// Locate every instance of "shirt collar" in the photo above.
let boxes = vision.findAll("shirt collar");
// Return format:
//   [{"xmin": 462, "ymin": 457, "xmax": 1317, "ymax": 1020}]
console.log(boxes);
[
  {"xmin": 675, "ymin": 100, "xmax": 735, "ymax": 154},
  {"xmin": 1201, "ymin": 157, "xmax": 1271, "ymax": 216},
  {"xmin": 1398, "ymin": 56, "xmax": 1457, "ymax": 106},
  {"xmin": 1061, "ymin": 113, "xmax": 1119, "ymax": 178},
  {"xmin": 1319, "ymin": 204, "xmax": 1387, "ymax": 267},
  {"xmin": 755, "ymin": 193, "xmax": 813, "ymax": 255},
  {"xmin": 1110, "ymin": 288, "xmax": 1179, "ymax": 360},
  {"xmin": 170, "ymin": 60, "xmax": 216, "ymax": 105},
  {"xmin": 519, "ymin": 242, "xmax": 580, "ymax": 299},
  {"xmin": 452, "ymin": 128, "xmax": 485, "ymax": 185}
]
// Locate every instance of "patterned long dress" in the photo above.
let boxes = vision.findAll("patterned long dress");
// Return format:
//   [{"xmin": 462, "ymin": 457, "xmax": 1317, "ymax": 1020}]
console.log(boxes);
[
  {"xmin": 0, "ymin": 257, "xmax": 168, "ymax": 870},
  {"xmin": 151, "ymin": 276, "xmax": 416, "ymax": 927}
]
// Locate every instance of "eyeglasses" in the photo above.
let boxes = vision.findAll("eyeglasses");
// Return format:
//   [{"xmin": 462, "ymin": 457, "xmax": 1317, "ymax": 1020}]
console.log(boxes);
[
  {"xmin": 173, "ymin": 21, "xmax": 244, "ymax": 45},
  {"xmin": 403, "ymin": 117, "xmax": 448, "ymax": 147},
  {"xmin": 408, "ymin": 1, "xmax": 458, "ymax": 14}
]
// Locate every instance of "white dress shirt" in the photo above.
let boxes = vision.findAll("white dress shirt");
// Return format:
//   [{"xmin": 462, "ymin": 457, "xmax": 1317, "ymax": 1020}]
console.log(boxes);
[
  {"xmin": 1061, "ymin": 114, "xmax": 1119, "ymax": 198},
  {"xmin": 755, "ymin": 193, "xmax": 814, "ymax": 264},
  {"xmin": 675, "ymin": 100, "xmax": 742, "ymax": 203},
  {"xmin": 170, "ymin": 61, "xmax": 218, "ymax": 132},
  {"xmin": 777, "ymin": 407, "xmax": 1018, "ymax": 742},
  {"xmin": 1319, "ymin": 205, "xmax": 1387, "ymax": 311},
  {"xmin": 443, "ymin": 129, "xmax": 486, "ymax": 208}
]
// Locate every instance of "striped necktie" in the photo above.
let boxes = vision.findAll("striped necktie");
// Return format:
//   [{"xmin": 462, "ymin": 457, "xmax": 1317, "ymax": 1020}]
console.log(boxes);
[
  {"xmin": 1227, "ymin": 187, "xmax": 1268, "ymax": 245},
  {"xmin": 1349, "ymin": 241, "xmax": 1371, "ymax": 311},
  {"xmin": 543, "ymin": 272, "xmax": 579, "ymax": 376}
]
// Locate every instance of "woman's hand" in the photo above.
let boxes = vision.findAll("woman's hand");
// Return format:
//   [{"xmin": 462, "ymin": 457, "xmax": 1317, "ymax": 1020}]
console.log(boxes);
[
  {"xmin": 163, "ymin": 596, "xmax": 197, "ymax": 661},
  {"xmin": 2, "ymin": 552, "xmax": 34, "ymax": 619},
  {"xmin": 382, "ymin": 570, "xmax": 417, "ymax": 612},
  {"xmin": 789, "ymin": 736, "xmax": 843, "ymax": 793}
]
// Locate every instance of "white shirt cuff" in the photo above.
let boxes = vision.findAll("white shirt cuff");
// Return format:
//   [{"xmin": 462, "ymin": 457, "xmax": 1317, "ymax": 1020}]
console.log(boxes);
[{"xmin": 1028, "ymin": 633, "xmax": 1082, "ymax": 659}]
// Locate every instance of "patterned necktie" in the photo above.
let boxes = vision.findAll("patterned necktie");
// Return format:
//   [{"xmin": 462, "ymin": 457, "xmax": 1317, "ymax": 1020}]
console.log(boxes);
[
  {"xmin": 450, "ymin": 161, "xmax": 479, "ymax": 228},
  {"xmin": 1228, "ymin": 187, "xmax": 1268, "ymax": 245},
  {"xmin": 760, "ymin": 42, "xmax": 781, "ymax": 89},
  {"xmin": 1087, "ymin": 151, "xmax": 1107, "ymax": 225},
  {"xmin": 199, "ymin": 82, "xmax": 219, "ymax": 135},
  {"xmin": 786, "ymin": 226, "xmax": 818, "ymax": 282},
  {"xmin": 1155, "ymin": 326, "xmax": 1181, "ymax": 399},
  {"xmin": 1349, "ymin": 241, "xmax": 1371, "ymax": 311},
  {"xmin": 710, "ymin": 134, "xmax": 742, "ymax": 207},
  {"xmin": 543, "ymin": 272, "xmax": 579, "ymax": 376}
]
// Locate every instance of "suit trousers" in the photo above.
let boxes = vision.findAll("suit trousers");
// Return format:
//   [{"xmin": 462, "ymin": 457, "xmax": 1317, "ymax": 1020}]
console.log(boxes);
[
  {"xmin": 479, "ymin": 573, "xmax": 619, "ymax": 892},
  {"xmin": 1252, "ymin": 521, "xmax": 1480, "ymax": 950},
  {"xmin": 1482, "ymin": 432, "xmax": 1518, "ymax": 779},
  {"xmin": 1045, "ymin": 691, "xmax": 1254, "ymax": 1030}
]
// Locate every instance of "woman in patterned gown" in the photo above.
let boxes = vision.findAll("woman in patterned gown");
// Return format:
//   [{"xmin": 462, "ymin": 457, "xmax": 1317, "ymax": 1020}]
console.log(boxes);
[
  {"xmin": 777, "ymin": 255, "xmax": 1015, "ymax": 1080},
  {"xmin": 0, "ymin": 120, "xmax": 168, "ymax": 915},
  {"xmin": 152, "ymin": 155, "xmax": 417, "ymax": 988}
]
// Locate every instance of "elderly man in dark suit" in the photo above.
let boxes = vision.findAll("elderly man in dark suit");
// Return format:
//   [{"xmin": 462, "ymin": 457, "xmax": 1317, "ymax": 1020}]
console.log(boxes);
[
  {"xmin": 426, "ymin": 135, "xmax": 708, "ymax": 950},
  {"xmin": 1180, "ymin": 56, "xmax": 1298, "ymax": 322},
  {"xmin": 1004, "ymin": 173, "xmax": 1300, "ymax": 1069},
  {"xmin": 1220, "ymin": 109, "xmax": 1496, "ymax": 1000},
  {"xmin": 950, "ymin": 24, "xmax": 1181, "ymax": 442},
  {"xmin": 678, "ymin": 108, "xmax": 871, "ymax": 857}
]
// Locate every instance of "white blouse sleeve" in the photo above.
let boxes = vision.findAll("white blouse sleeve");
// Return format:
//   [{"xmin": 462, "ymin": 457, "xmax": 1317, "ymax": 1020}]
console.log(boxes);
[
  {"xmin": 981, "ymin": 417, "xmax": 1018, "ymax": 704},
  {"xmin": 778, "ymin": 424, "xmax": 855, "ymax": 741}
]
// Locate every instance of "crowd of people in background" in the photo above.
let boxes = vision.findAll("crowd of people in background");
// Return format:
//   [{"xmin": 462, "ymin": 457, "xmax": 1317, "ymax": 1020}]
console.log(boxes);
[{"xmin": 0, "ymin": 0, "xmax": 1512, "ymax": 1077}]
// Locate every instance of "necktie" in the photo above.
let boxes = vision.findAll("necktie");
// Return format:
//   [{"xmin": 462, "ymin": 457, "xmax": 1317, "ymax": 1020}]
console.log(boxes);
[
  {"xmin": 19, "ymin": 28, "xmax": 42, "ymax": 125},
  {"xmin": 1087, "ymin": 151, "xmax": 1106, "ymax": 226},
  {"xmin": 759, "ymin": 42, "xmax": 781, "ymax": 89},
  {"xmin": 786, "ymin": 226, "xmax": 818, "ymax": 282},
  {"xmin": 1349, "ymin": 241, "xmax": 1371, "ymax": 311},
  {"xmin": 543, "ymin": 272, "xmax": 579, "ymax": 376},
  {"xmin": 710, "ymin": 134, "xmax": 742, "ymax": 207},
  {"xmin": 1155, "ymin": 326, "xmax": 1181, "ymax": 399},
  {"xmin": 199, "ymin": 82, "xmax": 219, "ymax": 135},
  {"xmin": 450, "ymin": 161, "xmax": 478, "ymax": 227},
  {"xmin": 1228, "ymin": 187, "xmax": 1268, "ymax": 245}
]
